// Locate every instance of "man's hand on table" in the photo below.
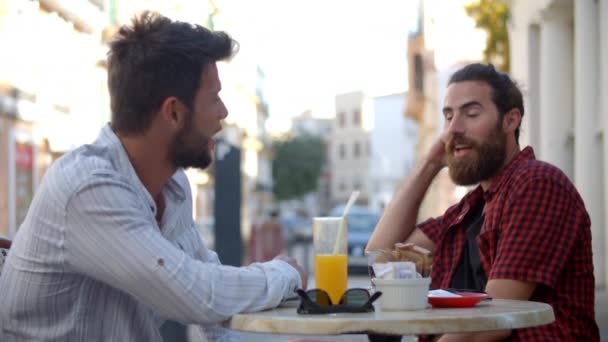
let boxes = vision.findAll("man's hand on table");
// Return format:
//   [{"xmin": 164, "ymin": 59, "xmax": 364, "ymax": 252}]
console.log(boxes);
[
  {"xmin": 435, "ymin": 279, "xmax": 538, "ymax": 342},
  {"xmin": 274, "ymin": 254, "xmax": 308, "ymax": 290}
]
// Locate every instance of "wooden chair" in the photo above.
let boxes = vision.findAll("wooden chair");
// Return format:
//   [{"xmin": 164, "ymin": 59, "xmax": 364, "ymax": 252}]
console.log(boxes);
[
  {"xmin": 0, "ymin": 237, "xmax": 11, "ymax": 274},
  {"xmin": 0, "ymin": 237, "xmax": 11, "ymax": 249}
]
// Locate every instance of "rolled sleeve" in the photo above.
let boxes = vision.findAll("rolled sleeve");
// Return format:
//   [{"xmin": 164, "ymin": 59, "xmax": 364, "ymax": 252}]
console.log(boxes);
[
  {"xmin": 416, "ymin": 216, "xmax": 445, "ymax": 246},
  {"xmin": 488, "ymin": 178, "xmax": 580, "ymax": 288}
]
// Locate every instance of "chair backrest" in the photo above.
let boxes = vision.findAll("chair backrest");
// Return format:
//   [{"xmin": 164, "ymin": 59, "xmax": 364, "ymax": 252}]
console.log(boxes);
[
  {"xmin": 0, "ymin": 238, "xmax": 11, "ymax": 275},
  {"xmin": 0, "ymin": 238, "xmax": 11, "ymax": 249}
]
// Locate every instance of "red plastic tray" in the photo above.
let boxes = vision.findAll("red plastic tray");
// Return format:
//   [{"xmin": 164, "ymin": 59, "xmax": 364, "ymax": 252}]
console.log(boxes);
[{"xmin": 427, "ymin": 292, "xmax": 489, "ymax": 308}]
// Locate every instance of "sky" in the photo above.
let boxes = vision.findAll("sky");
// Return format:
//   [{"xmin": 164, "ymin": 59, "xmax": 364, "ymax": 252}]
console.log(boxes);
[{"xmin": 221, "ymin": 0, "xmax": 420, "ymax": 133}]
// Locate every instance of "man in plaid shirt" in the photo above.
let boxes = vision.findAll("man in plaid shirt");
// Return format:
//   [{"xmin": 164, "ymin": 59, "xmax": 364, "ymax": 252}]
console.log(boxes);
[{"xmin": 367, "ymin": 63, "xmax": 599, "ymax": 341}]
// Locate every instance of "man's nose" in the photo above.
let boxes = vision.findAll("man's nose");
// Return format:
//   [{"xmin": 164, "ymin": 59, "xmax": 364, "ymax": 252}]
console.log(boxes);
[
  {"xmin": 219, "ymin": 101, "xmax": 228, "ymax": 120},
  {"xmin": 446, "ymin": 115, "xmax": 465, "ymax": 135}
]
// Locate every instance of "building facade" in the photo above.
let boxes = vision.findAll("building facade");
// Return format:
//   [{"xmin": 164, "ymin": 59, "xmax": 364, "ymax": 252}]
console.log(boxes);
[
  {"xmin": 0, "ymin": 0, "xmax": 109, "ymax": 237},
  {"xmin": 331, "ymin": 91, "xmax": 372, "ymax": 207},
  {"xmin": 405, "ymin": 0, "xmax": 487, "ymax": 221}
]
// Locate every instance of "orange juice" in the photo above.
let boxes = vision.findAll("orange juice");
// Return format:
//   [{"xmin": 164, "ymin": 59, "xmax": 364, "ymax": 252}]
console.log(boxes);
[{"xmin": 314, "ymin": 254, "xmax": 348, "ymax": 304}]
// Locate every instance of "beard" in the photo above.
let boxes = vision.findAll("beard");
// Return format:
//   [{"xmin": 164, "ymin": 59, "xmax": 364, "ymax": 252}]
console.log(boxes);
[
  {"xmin": 445, "ymin": 122, "xmax": 507, "ymax": 186},
  {"xmin": 168, "ymin": 115, "xmax": 213, "ymax": 170}
]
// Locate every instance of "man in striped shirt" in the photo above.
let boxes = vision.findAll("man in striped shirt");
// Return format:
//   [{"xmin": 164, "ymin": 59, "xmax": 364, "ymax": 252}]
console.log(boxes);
[{"xmin": 0, "ymin": 12, "xmax": 306, "ymax": 341}]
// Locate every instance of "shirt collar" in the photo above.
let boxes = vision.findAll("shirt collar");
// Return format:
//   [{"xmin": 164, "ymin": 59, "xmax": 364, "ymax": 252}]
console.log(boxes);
[
  {"xmin": 483, "ymin": 146, "xmax": 536, "ymax": 201},
  {"xmin": 96, "ymin": 124, "xmax": 186, "ymax": 203}
]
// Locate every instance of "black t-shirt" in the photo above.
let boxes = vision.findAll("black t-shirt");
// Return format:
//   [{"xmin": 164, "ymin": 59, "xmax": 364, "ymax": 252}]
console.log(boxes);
[{"xmin": 450, "ymin": 205, "xmax": 487, "ymax": 291}]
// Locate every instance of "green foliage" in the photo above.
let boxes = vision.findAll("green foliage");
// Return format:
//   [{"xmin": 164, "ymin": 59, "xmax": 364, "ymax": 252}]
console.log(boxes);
[
  {"xmin": 272, "ymin": 135, "xmax": 326, "ymax": 201},
  {"xmin": 465, "ymin": 0, "xmax": 510, "ymax": 72}
]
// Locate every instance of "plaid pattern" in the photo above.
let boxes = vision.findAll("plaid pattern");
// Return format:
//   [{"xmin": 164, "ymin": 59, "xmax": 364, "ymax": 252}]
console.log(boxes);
[{"xmin": 418, "ymin": 147, "xmax": 599, "ymax": 341}]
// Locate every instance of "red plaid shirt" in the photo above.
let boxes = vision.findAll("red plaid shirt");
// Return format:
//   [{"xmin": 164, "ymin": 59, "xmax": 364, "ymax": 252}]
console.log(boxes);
[{"xmin": 418, "ymin": 147, "xmax": 599, "ymax": 341}]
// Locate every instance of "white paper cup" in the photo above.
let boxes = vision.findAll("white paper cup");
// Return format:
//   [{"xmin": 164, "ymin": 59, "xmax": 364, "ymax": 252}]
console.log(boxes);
[{"xmin": 374, "ymin": 277, "xmax": 431, "ymax": 311}]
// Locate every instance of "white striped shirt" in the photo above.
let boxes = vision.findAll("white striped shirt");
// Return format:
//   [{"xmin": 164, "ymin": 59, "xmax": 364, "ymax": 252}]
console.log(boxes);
[{"xmin": 0, "ymin": 125, "xmax": 301, "ymax": 341}]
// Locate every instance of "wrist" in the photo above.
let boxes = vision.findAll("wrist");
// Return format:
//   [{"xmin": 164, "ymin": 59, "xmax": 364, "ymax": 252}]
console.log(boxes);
[{"xmin": 419, "ymin": 159, "xmax": 445, "ymax": 177}]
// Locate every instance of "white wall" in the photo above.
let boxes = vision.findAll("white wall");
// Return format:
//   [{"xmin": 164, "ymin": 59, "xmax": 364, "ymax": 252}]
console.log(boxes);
[{"xmin": 369, "ymin": 93, "xmax": 417, "ymax": 211}]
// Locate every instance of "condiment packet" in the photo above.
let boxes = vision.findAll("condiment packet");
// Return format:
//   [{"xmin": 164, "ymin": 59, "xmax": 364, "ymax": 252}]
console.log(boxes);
[
  {"xmin": 392, "ymin": 261, "xmax": 418, "ymax": 279},
  {"xmin": 372, "ymin": 261, "xmax": 421, "ymax": 279},
  {"xmin": 372, "ymin": 262, "xmax": 395, "ymax": 279}
]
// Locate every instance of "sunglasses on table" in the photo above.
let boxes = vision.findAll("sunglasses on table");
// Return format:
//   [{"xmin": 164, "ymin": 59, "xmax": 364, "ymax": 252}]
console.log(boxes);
[{"xmin": 295, "ymin": 288, "xmax": 382, "ymax": 314}]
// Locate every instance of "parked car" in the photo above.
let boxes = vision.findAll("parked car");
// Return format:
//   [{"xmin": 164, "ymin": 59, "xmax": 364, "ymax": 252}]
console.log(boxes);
[{"xmin": 279, "ymin": 215, "xmax": 312, "ymax": 243}]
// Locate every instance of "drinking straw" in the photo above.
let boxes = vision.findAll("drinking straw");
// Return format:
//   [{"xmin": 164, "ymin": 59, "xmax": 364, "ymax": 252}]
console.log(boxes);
[{"xmin": 332, "ymin": 190, "xmax": 360, "ymax": 255}]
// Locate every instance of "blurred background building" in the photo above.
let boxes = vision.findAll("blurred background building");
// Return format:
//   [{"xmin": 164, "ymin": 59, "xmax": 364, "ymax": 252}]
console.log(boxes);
[
  {"xmin": 331, "ymin": 91, "xmax": 372, "ymax": 207},
  {"xmin": 369, "ymin": 92, "xmax": 417, "ymax": 212},
  {"xmin": 0, "ymin": 0, "xmax": 110, "ymax": 237},
  {"xmin": 405, "ymin": 0, "xmax": 487, "ymax": 220}
]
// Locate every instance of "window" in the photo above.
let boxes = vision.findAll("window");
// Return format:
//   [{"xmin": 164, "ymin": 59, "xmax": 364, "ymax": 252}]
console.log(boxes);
[
  {"xmin": 338, "ymin": 111, "xmax": 346, "ymax": 127},
  {"xmin": 339, "ymin": 143, "xmax": 346, "ymax": 159},
  {"xmin": 353, "ymin": 141, "xmax": 361, "ymax": 158},
  {"xmin": 414, "ymin": 54, "xmax": 424, "ymax": 91},
  {"xmin": 353, "ymin": 109, "xmax": 361, "ymax": 126},
  {"xmin": 353, "ymin": 177, "xmax": 361, "ymax": 191}
]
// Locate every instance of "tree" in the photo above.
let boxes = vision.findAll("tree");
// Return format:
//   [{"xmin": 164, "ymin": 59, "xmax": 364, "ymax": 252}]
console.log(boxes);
[
  {"xmin": 272, "ymin": 134, "xmax": 325, "ymax": 201},
  {"xmin": 465, "ymin": 0, "xmax": 510, "ymax": 72}
]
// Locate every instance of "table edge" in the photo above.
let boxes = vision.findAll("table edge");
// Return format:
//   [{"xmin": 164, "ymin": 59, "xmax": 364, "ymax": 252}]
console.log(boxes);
[{"xmin": 227, "ymin": 300, "xmax": 556, "ymax": 335}]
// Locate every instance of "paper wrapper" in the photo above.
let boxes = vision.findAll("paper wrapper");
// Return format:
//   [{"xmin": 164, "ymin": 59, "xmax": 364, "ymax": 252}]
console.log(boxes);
[{"xmin": 368, "ymin": 242, "xmax": 433, "ymax": 278}]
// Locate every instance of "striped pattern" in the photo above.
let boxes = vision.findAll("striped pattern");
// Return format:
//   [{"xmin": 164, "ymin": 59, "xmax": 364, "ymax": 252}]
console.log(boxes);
[
  {"xmin": 418, "ymin": 147, "xmax": 599, "ymax": 341},
  {"xmin": 0, "ymin": 125, "xmax": 300, "ymax": 341}
]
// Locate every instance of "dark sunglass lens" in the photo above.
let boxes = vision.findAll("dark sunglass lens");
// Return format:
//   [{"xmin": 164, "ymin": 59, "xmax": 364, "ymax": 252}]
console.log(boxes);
[
  {"xmin": 339, "ymin": 289, "xmax": 370, "ymax": 306},
  {"xmin": 308, "ymin": 289, "xmax": 332, "ymax": 306}
]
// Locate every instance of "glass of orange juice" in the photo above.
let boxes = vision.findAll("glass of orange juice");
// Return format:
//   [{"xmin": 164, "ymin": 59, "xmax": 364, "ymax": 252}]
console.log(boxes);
[{"xmin": 313, "ymin": 217, "xmax": 348, "ymax": 305}]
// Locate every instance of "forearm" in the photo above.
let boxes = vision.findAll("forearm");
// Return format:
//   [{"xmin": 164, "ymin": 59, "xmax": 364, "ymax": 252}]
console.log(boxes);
[
  {"xmin": 366, "ymin": 160, "xmax": 442, "ymax": 252},
  {"xmin": 66, "ymin": 179, "xmax": 300, "ymax": 324},
  {"xmin": 69, "ymin": 226, "xmax": 300, "ymax": 323}
]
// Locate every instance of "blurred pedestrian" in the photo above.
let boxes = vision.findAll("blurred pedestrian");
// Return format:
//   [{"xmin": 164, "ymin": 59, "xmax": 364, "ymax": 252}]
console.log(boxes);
[{"xmin": 249, "ymin": 210, "xmax": 285, "ymax": 263}]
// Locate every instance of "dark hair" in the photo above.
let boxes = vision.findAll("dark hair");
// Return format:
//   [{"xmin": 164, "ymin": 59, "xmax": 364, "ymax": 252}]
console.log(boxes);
[
  {"xmin": 108, "ymin": 11, "xmax": 237, "ymax": 134},
  {"xmin": 448, "ymin": 63, "xmax": 524, "ymax": 144}
]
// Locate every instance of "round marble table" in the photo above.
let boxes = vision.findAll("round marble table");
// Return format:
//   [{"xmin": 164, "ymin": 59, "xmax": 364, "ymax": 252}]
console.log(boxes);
[{"xmin": 227, "ymin": 299, "xmax": 555, "ymax": 336}]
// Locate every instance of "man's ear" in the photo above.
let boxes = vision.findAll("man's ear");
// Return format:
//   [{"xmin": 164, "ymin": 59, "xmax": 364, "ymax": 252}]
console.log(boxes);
[
  {"xmin": 158, "ymin": 96, "xmax": 184, "ymax": 129},
  {"xmin": 503, "ymin": 108, "xmax": 522, "ymax": 135}
]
